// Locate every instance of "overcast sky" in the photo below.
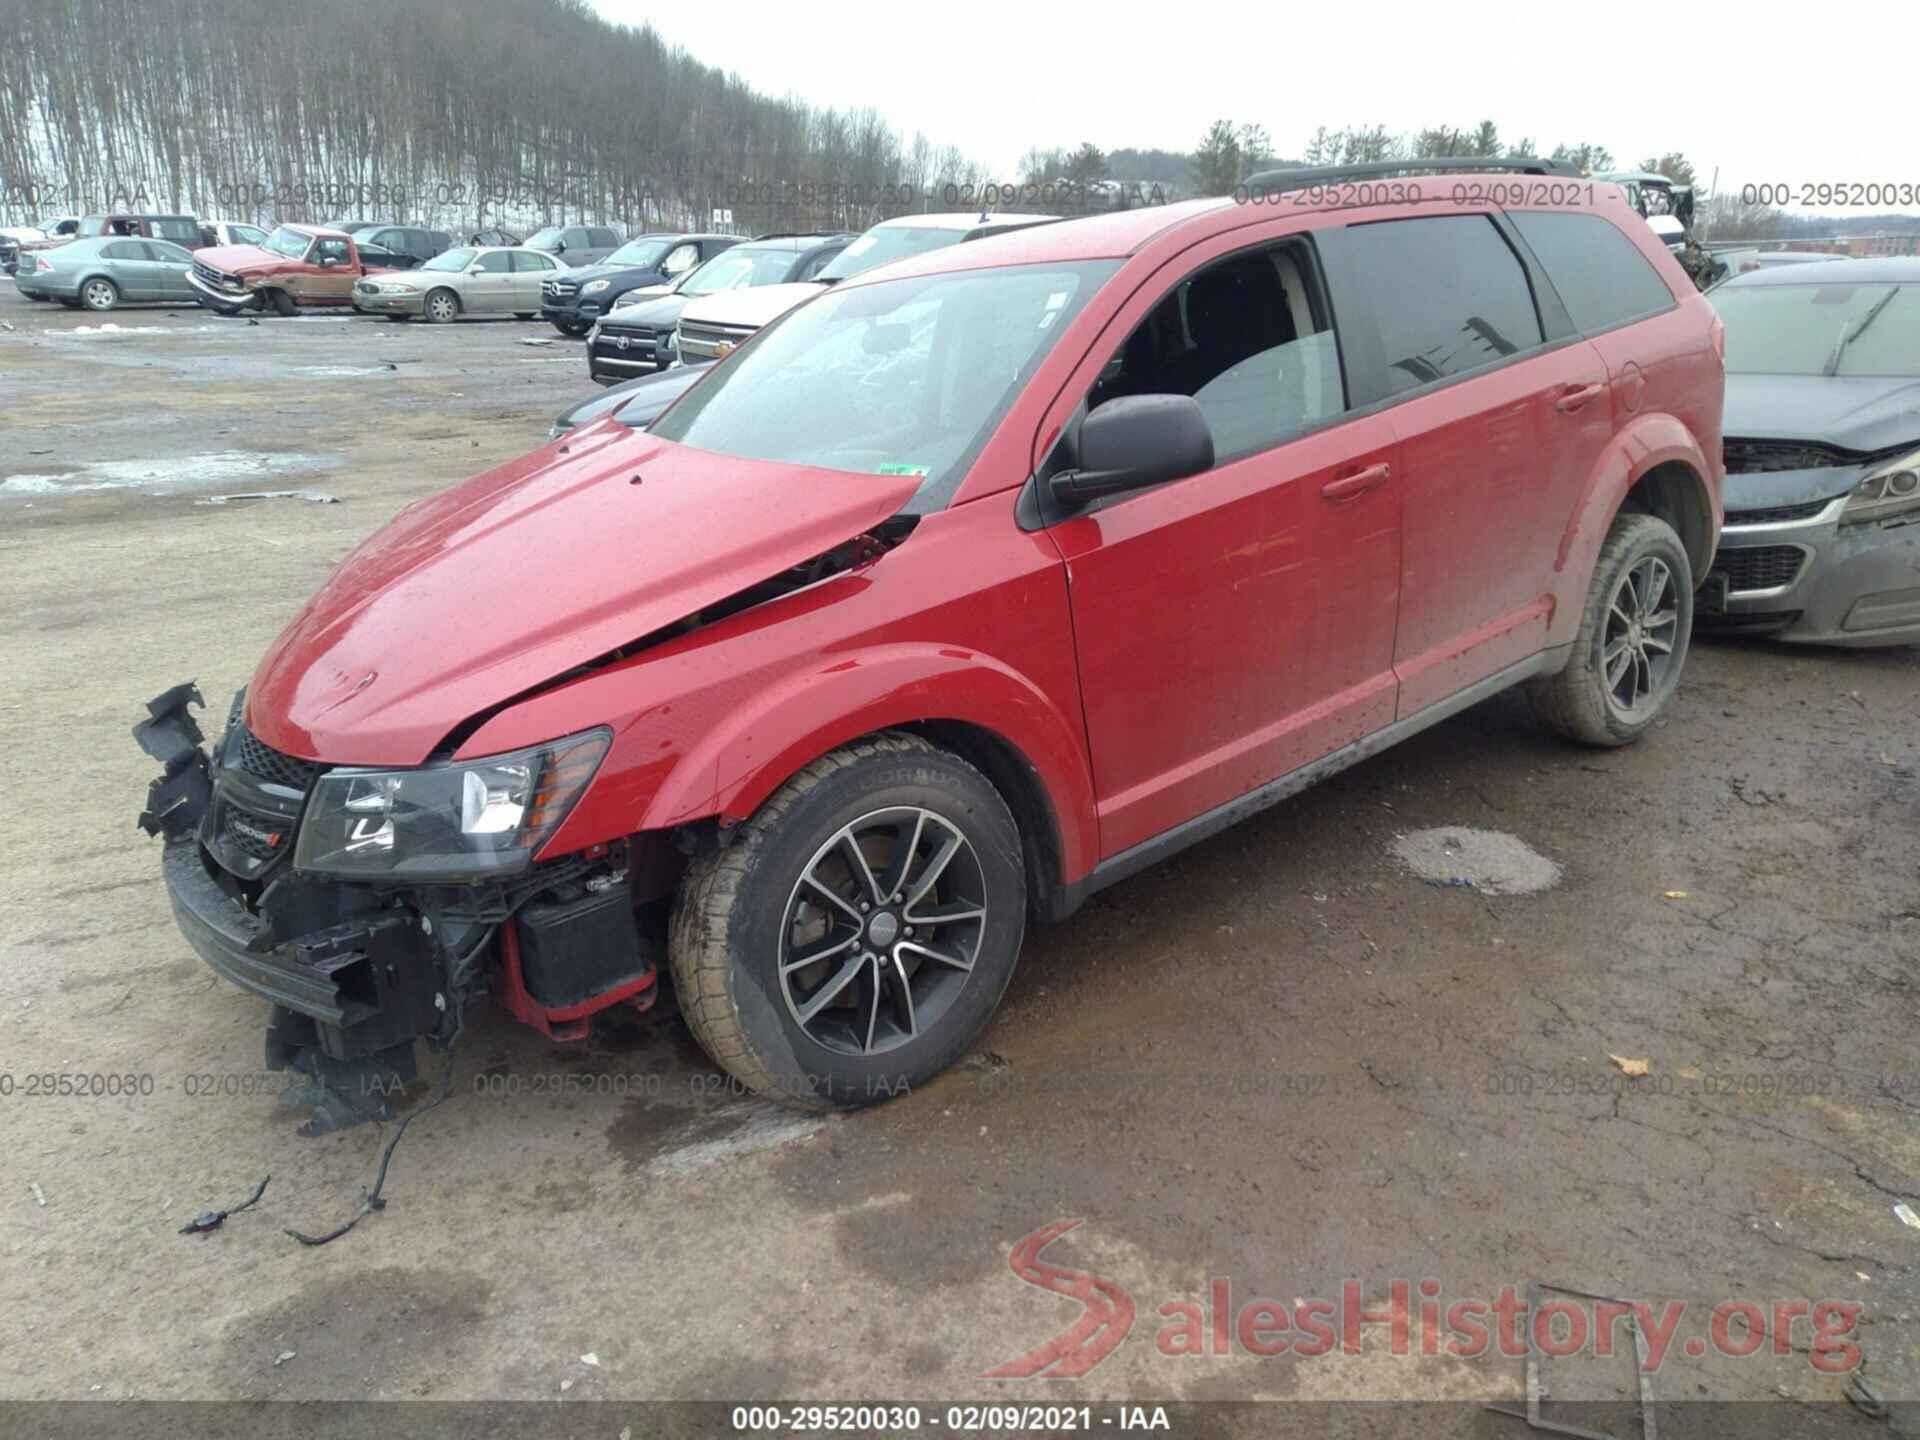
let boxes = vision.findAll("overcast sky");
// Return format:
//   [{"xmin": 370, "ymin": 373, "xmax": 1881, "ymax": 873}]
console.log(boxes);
[{"xmin": 591, "ymin": 0, "xmax": 1899, "ymax": 216}]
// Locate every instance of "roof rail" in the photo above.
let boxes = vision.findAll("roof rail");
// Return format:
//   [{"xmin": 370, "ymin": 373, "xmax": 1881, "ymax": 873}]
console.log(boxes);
[
  {"xmin": 747, "ymin": 230, "xmax": 843, "ymax": 242},
  {"xmin": 1241, "ymin": 156, "xmax": 1582, "ymax": 195}
]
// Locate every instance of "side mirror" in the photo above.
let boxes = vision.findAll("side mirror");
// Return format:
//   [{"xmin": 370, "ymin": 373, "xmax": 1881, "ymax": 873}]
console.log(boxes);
[{"xmin": 1049, "ymin": 395, "xmax": 1214, "ymax": 508}]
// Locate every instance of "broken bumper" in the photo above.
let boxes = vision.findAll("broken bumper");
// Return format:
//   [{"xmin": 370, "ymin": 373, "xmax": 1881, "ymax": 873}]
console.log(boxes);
[
  {"xmin": 186, "ymin": 271, "xmax": 258, "ymax": 312},
  {"xmin": 162, "ymin": 841, "xmax": 445, "ymax": 1046},
  {"xmin": 1703, "ymin": 495, "xmax": 1920, "ymax": 647}
]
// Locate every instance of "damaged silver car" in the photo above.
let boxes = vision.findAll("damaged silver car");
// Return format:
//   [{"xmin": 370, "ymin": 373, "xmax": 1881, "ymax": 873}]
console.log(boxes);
[{"xmin": 1703, "ymin": 258, "xmax": 1920, "ymax": 645}]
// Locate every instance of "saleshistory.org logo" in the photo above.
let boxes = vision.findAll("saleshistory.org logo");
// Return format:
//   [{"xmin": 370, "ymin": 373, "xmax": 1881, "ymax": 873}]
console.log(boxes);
[{"xmin": 984, "ymin": 1221, "xmax": 1863, "ymax": 1379}]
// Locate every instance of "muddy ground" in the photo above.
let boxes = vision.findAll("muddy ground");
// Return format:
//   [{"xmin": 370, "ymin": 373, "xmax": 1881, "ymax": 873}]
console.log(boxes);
[{"xmin": 2, "ymin": 289, "xmax": 1917, "ymax": 1432}]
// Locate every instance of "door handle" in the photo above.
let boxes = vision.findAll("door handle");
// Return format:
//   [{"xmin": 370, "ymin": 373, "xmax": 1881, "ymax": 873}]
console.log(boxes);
[
  {"xmin": 1321, "ymin": 462, "xmax": 1391, "ymax": 501},
  {"xmin": 1555, "ymin": 382, "xmax": 1606, "ymax": 413}
]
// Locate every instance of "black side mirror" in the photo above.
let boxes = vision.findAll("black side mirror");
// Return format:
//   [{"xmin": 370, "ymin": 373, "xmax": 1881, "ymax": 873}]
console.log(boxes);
[{"xmin": 1050, "ymin": 394, "xmax": 1214, "ymax": 508}]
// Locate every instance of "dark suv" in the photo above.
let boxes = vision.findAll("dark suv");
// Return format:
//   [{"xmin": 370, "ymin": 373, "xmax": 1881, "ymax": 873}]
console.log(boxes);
[
  {"xmin": 539, "ymin": 232, "xmax": 739, "ymax": 336},
  {"xmin": 138, "ymin": 161, "xmax": 1722, "ymax": 1127},
  {"xmin": 586, "ymin": 232, "xmax": 852, "ymax": 381},
  {"xmin": 320, "ymin": 221, "xmax": 452, "ymax": 270},
  {"xmin": 523, "ymin": 223, "xmax": 623, "ymax": 271}
]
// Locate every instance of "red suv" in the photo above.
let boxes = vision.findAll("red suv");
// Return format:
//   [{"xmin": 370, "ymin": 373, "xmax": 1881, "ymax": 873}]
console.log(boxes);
[{"xmin": 138, "ymin": 161, "xmax": 1722, "ymax": 1126}]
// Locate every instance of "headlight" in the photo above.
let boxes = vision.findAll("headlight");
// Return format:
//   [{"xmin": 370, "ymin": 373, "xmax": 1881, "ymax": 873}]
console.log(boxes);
[
  {"xmin": 1842, "ymin": 449, "xmax": 1920, "ymax": 525},
  {"xmin": 582, "ymin": 279, "xmax": 611, "ymax": 295},
  {"xmin": 293, "ymin": 728, "xmax": 610, "ymax": 881}
]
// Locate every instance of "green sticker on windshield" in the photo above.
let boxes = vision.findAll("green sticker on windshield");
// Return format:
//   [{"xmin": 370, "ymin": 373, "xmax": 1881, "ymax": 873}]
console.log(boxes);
[{"xmin": 876, "ymin": 464, "xmax": 930, "ymax": 477}]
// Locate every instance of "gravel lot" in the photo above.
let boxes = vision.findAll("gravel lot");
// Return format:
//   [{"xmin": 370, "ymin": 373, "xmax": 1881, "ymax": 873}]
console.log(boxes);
[{"xmin": 2, "ymin": 289, "xmax": 1916, "ymax": 1430}]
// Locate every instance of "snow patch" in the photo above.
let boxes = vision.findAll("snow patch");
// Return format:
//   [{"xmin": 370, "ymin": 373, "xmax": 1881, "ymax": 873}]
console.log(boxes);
[{"xmin": 1, "ymin": 450, "xmax": 335, "ymax": 497}]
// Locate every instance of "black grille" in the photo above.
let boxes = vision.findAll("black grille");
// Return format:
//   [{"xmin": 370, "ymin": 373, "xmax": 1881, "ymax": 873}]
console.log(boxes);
[
  {"xmin": 1723, "ymin": 438, "xmax": 1853, "ymax": 474},
  {"xmin": 1725, "ymin": 496, "xmax": 1835, "ymax": 525},
  {"xmin": 222, "ymin": 806, "xmax": 290, "ymax": 860},
  {"xmin": 1712, "ymin": 546, "xmax": 1807, "ymax": 593},
  {"xmin": 227, "ymin": 722, "xmax": 324, "ymax": 791}
]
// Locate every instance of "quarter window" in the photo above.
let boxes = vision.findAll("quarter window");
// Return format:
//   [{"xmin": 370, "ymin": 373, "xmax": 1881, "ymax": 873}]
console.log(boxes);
[
  {"xmin": 1511, "ymin": 210, "xmax": 1676, "ymax": 334},
  {"xmin": 1346, "ymin": 215, "xmax": 1545, "ymax": 395}
]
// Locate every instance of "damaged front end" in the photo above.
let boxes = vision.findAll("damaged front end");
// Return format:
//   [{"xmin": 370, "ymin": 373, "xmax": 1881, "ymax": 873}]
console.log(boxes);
[{"xmin": 135, "ymin": 685, "xmax": 653, "ymax": 1134}]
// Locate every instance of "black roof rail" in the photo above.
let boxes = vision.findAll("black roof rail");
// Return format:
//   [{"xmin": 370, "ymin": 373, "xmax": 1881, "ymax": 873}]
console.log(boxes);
[{"xmin": 1241, "ymin": 156, "xmax": 1582, "ymax": 195}]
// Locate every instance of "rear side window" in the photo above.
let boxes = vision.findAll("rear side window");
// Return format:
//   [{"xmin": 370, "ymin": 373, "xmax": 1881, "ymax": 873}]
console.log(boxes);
[
  {"xmin": 102, "ymin": 241, "xmax": 144, "ymax": 260},
  {"xmin": 1347, "ymin": 215, "xmax": 1544, "ymax": 395},
  {"xmin": 512, "ymin": 251, "xmax": 555, "ymax": 272},
  {"xmin": 152, "ymin": 218, "xmax": 199, "ymax": 244},
  {"xmin": 1511, "ymin": 210, "xmax": 1676, "ymax": 334},
  {"xmin": 588, "ymin": 228, "xmax": 618, "ymax": 248}
]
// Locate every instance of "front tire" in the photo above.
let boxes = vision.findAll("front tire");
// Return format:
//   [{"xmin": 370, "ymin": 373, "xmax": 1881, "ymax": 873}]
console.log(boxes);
[
  {"xmin": 669, "ymin": 733, "xmax": 1026, "ymax": 1109},
  {"xmin": 1528, "ymin": 512, "xmax": 1693, "ymax": 746},
  {"xmin": 265, "ymin": 288, "xmax": 297, "ymax": 317},
  {"xmin": 80, "ymin": 276, "xmax": 119, "ymax": 311},
  {"xmin": 423, "ymin": 288, "xmax": 459, "ymax": 324},
  {"xmin": 553, "ymin": 318, "xmax": 589, "ymax": 337}
]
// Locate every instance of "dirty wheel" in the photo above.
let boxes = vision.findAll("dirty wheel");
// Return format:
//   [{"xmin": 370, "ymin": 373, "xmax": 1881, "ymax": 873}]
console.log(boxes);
[
  {"xmin": 80, "ymin": 277, "xmax": 119, "ymax": 311},
  {"xmin": 1528, "ymin": 512, "xmax": 1693, "ymax": 746},
  {"xmin": 265, "ymin": 289, "xmax": 297, "ymax": 318},
  {"xmin": 423, "ymin": 288, "xmax": 459, "ymax": 324},
  {"xmin": 670, "ymin": 733, "xmax": 1025, "ymax": 1110}
]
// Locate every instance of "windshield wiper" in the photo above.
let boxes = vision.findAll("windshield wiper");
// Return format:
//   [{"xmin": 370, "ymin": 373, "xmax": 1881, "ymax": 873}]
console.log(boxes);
[{"xmin": 1824, "ymin": 287, "xmax": 1899, "ymax": 376}]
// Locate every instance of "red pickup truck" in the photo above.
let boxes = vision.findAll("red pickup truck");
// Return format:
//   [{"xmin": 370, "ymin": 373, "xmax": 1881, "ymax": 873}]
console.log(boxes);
[{"xmin": 187, "ymin": 222, "xmax": 397, "ymax": 316}]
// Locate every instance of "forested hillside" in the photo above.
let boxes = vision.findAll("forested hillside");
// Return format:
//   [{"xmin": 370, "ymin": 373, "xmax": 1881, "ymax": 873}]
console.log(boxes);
[{"xmin": 0, "ymin": 0, "xmax": 989, "ymax": 232}]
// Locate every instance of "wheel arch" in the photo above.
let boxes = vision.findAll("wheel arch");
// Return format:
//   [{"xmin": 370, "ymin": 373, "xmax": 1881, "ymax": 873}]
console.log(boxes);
[
  {"xmin": 552, "ymin": 645, "xmax": 1100, "ymax": 908},
  {"xmin": 1548, "ymin": 412, "xmax": 1719, "ymax": 652}
]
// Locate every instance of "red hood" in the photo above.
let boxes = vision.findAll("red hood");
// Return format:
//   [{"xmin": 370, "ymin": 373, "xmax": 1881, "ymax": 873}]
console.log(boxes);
[
  {"xmin": 198, "ymin": 241, "xmax": 285, "ymax": 272},
  {"xmin": 247, "ymin": 426, "xmax": 920, "ymax": 765}
]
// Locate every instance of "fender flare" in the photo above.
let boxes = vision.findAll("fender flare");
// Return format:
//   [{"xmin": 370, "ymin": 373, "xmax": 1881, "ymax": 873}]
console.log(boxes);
[
  {"xmin": 1548, "ymin": 411, "xmax": 1716, "ymax": 651},
  {"xmin": 639, "ymin": 642, "xmax": 1099, "ymax": 885}
]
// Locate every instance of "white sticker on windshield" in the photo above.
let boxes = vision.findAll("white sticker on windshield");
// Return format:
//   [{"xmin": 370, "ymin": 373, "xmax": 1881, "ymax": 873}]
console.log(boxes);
[{"xmin": 1038, "ymin": 290, "xmax": 1070, "ymax": 330}]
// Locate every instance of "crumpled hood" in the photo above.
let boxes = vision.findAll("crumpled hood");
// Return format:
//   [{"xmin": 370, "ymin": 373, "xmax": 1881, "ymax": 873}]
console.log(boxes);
[
  {"xmin": 197, "ymin": 242, "xmax": 284, "ymax": 273},
  {"xmin": 1723, "ymin": 374, "xmax": 1920, "ymax": 456},
  {"xmin": 247, "ymin": 432, "xmax": 919, "ymax": 765}
]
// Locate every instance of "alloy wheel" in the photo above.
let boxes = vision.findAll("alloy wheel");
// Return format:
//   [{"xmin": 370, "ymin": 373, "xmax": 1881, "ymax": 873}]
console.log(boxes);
[
  {"xmin": 1601, "ymin": 556, "xmax": 1678, "ymax": 719},
  {"xmin": 778, "ymin": 807, "xmax": 987, "ymax": 1056},
  {"xmin": 82, "ymin": 279, "xmax": 114, "ymax": 310}
]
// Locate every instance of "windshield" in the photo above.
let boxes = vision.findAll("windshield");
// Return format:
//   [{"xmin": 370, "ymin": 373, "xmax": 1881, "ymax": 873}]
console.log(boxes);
[
  {"xmin": 1712, "ymin": 282, "xmax": 1920, "ymax": 377},
  {"xmin": 816, "ymin": 226, "xmax": 968, "ymax": 281},
  {"xmin": 262, "ymin": 227, "xmax": 313, "ymax": 259},
  {"xmin": 606, "ymin": 238, "xmax": 673, "ymax": 269},
  {"xmin": 424, "ymin": 248, "xmax": 477, "ymax": 272},
  {"xmin": 525, "ymin": 227, "xmax": 565, "ymax": 250},
  {"xmin": 679, "ymin": 245, "xmax": 804, "ymax": 296},
  {"xmin": 649, "ymin": 260, "xmax": 1117, "ymax": 504}
]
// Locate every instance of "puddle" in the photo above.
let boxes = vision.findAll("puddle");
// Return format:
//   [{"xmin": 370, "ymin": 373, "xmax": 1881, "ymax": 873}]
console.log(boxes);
[
  {"xmin": 1390, "ymin": 826, "xmax": 1562, "ymax": 895},
  {"xmin": 295, "ymin": 365, "xmax": 398, "ymax": 377},
  {"xmin": 1, "ymin": 450, "xmax": 339, "ymax": 497}
]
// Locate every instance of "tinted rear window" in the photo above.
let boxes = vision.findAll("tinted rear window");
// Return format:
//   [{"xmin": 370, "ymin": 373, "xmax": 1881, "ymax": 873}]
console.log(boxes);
[
  {"xmin": 1511, "ymin": 211, "xmax": 1675, "ymax": 334},
  {"xmin": 1346, "ymin": 215, "xmax": 1544, "ymax": 395}
]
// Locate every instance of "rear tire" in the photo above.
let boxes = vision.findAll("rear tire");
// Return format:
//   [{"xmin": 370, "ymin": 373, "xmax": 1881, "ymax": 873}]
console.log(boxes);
[
  {"xmin": 669, "ymin": 733, "xmax": 1025, "ymax": 1110},
  {"xmin": 1527, "ymin": 512, "xmax": 1693, "ymax": 746}
]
